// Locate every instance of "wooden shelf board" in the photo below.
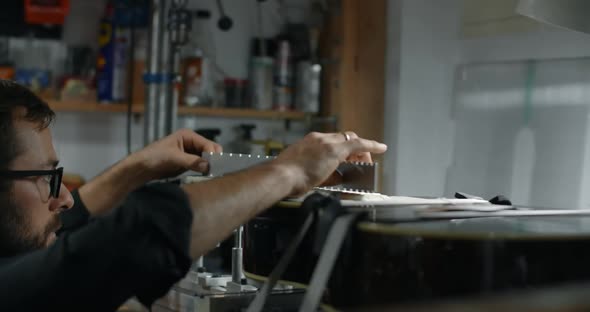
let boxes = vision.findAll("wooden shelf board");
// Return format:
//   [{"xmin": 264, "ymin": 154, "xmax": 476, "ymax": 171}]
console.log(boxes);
[
  {"xmin": 45, "ymin": 99, "xmax": 309, "ymax": 120},
  {"xmin": 177, "ymin": 106, "xmax": 307, "ymax": 119},
  {"xmin": 46, "ymin": 99, "xmax": 139, "ymax": 113}
]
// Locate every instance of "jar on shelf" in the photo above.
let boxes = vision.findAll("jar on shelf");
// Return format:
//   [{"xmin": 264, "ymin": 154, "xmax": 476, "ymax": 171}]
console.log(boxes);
[{"xmin": 224, "ymin": 78, "xmax": 247, "ymax": 108}]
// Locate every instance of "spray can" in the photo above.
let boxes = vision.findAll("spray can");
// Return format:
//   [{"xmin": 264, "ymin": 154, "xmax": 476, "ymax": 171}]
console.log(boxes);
[{"xmin": 97, "ymin": 2, "xmax": 130, "ymax": 103}]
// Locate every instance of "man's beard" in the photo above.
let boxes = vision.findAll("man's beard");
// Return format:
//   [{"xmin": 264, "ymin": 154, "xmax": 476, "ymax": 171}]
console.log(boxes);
[{"xmin": 0, "ymin": 200, "xmax": 61, "ymax": 257}]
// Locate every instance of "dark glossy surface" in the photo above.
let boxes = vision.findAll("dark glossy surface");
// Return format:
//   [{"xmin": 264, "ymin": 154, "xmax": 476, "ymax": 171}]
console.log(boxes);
[{"xmin": 244, "ymin": 206, "xmax": 590, "ymax": 307}]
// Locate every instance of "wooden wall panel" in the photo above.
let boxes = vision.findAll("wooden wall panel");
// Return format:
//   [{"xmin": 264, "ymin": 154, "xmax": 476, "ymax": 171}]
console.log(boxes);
[{"xmin": 320, "ymin": 0, "xmax": 386, "ymax": 143}]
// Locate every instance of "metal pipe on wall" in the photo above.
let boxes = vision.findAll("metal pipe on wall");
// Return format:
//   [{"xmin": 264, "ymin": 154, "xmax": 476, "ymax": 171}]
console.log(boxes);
[
  {"xmin": 162, "ymin": 0, "xmax": 192, "ymax": 137},
  {"xmin": 145, "ymin": 0, "xmax": 191, "ymax": 144},
  {"xmin": 144, "ymin": 0, "xmax": 165, "ymax": 146},
  {"xmin": 157, "ymin": 26, "xmax": 172, "ymax": 139},
  {"xmin": 169, "ymin": 47, "xmax": 181, "ymax": 134},
  {"xmin": 168, "ymin": 0, "xmax": 191, "ymax": 135}
]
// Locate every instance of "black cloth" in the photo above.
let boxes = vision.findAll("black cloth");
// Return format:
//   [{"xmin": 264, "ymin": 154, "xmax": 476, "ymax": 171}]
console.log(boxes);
[{"xmin": 0, "ymin": 183, "xmax": 193, "ymax": 311}]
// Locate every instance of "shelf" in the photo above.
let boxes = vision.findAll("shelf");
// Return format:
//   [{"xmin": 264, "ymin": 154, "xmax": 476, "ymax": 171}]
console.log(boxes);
[{"xmin": 45, "ymin": 99, "xmax": 310, "ymax": 120}]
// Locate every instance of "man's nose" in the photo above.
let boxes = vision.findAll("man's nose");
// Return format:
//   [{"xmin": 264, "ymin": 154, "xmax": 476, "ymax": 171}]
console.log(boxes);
[{"xmin": 50, "ymin": 183, "xmax": 74, "ymax": 212}]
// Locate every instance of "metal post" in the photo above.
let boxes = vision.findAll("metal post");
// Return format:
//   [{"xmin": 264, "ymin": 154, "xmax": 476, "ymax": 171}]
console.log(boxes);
[{"xmin": 232, "ymin": 226, "xmax": 245, "ymax": 283}]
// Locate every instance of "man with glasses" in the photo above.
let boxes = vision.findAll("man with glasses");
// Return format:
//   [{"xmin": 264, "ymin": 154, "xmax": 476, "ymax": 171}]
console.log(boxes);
[{"xmin": 0, "ymin": 80, "xmax": 387, "ymax": 310}]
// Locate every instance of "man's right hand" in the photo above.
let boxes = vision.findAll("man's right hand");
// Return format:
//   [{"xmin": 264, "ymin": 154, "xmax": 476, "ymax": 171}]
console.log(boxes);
[
  {"xmin": 133, "ymin": 129, "xmax": 222, "ymax": 182},
  {"xmin": 274, "ymin": 132, "xmax": 387, "ymax": 196}
]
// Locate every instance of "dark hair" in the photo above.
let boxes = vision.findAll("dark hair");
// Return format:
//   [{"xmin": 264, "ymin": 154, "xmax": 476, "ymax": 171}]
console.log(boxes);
[{"xmin": 0, "ymin": 80, "xmax": 55, "ymax": 192}]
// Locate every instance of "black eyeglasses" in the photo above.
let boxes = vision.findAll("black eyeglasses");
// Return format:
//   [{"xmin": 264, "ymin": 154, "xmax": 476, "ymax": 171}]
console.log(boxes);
[{"xmin": 0, "ymin": 167, "xmax": 63, "ymax": 199}]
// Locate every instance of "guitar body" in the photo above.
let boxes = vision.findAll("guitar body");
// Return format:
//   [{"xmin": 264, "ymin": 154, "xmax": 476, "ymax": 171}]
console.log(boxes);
[{"xmin": 244, "ymin": 202, "xmax": 590, "ymax": 307}]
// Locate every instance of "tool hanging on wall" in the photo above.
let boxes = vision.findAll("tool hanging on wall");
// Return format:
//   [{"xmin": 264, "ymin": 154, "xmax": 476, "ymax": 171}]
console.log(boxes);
[{"xmin": 215, "ymin": 0, "xmax": 233, "ymax": 31}]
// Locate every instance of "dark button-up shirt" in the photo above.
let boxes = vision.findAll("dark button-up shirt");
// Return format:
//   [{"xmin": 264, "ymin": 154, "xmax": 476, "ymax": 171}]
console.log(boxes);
[{"xmin": 0, "ymin": 183, "xmax": 193, "ymax": 311}]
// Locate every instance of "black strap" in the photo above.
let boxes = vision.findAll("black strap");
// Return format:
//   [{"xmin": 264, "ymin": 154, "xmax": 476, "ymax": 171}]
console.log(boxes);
[
  {"xmin": 247, "ymin": 193, "xmax": 359, "ymax": 312},
  {"xmin": 246, "ymin": 212, "xmax": 315, "ymax": 312},
  {"xmin": 298, "ymin": 211, "xmax": 363, "ymax": 312}
]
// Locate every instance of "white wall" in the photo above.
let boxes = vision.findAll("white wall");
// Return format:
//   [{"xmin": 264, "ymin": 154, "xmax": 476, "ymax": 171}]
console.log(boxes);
[
  {"xmin": 459, "ymin": 28, "xmax": 590, "ymax": 209},
  {"xmin": 385, "ymin": 0, "xmax": 590, "ymax": 210},
  {"xmin": 384, "ymin": 0, "xmax": 461, "ymax": 196}
]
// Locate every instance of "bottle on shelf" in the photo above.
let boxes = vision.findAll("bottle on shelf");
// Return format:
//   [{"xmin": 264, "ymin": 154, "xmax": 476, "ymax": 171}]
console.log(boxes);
[
  {"xmin": 182, "ymin": 47, "xmax": 212, "ymax": 107},
  {"xmin": 97, "ymin": 1, "xmax": 128, "ymax": 103},
  {"xmin": 181, "ymin": 10, "xmax": 225, "ymax": 108},
  {"xmin": 249, "ymin": 38, "xmax": 274, "ymax": 111},
  {"xmin": 273, "ymin": 37, "xmax": 294, "ymax": 112}
]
